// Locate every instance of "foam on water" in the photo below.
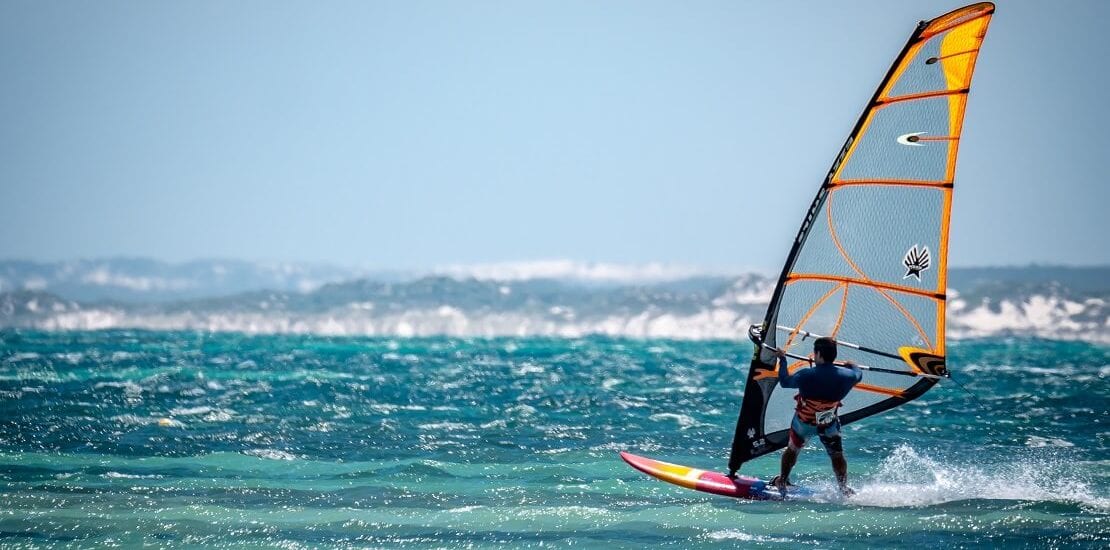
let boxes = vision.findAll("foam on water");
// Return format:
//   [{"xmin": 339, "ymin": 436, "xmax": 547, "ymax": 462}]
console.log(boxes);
[
  {"xmin": 242, "ymin": 448, "xmax": 300, "ymax": 461},
  {"xmin": 848, "ymin": 444, "xmax": 1109, "ymax": 510},
  {"xmin": 703, "ymin": 530, "xmax": 806, "ymax": 544}
]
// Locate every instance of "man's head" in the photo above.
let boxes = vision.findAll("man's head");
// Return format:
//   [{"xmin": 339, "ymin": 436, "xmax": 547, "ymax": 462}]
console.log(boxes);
[{"xmin": 813, "ymin": 337, "xmax": 837, "ymax": 363}]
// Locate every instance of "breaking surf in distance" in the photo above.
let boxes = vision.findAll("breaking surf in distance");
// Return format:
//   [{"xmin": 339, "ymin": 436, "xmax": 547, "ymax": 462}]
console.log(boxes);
[{"xmin": 2, "ymin": 261, "xmax": 1106, "ymax": 343}]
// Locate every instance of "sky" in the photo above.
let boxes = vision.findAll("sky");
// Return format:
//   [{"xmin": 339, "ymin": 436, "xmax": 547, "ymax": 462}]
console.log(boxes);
[{"xmin": 1, "ymin": 0, "xmax": 1107, "ymax": 272}]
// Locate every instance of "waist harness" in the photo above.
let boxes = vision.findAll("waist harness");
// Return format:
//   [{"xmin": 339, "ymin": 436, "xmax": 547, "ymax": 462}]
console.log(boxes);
[{"xmin": 794, "ymin": 395, "xmax": 841, "ymax": 426}]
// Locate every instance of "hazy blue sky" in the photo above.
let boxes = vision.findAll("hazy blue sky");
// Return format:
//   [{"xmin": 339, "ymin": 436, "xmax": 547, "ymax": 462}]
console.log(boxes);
[{"xmin": 1, "ymin": 1, "xmax": 1106, "ymax": 271}]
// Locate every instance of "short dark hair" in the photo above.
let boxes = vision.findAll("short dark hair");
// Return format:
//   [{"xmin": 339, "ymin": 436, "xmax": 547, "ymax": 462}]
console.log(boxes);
[{"xmin": 814, "ymin": 337, "xmax": 837, "ymax": 362}]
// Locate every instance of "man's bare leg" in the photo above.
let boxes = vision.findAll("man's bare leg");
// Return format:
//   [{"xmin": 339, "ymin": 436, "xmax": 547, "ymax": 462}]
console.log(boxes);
[
  {"xmin": 829, "ymin": 452, "xmax": 853, "ymax": 496},
  {"xmin": 775, "ymin": 446, "xmax": 799, "ymax": 490}
]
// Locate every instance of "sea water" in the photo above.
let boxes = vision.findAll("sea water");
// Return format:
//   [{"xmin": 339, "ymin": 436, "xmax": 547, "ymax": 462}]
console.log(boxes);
[{"xmin": 0, "ymin": 330, "xmax": 1106, "ymax": 548}]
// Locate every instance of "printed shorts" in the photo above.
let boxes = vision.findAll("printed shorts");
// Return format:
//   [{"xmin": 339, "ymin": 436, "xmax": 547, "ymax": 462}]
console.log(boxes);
[{"xmin": 787, "ymin": 414, "xmax": 844, "ymax": 456}]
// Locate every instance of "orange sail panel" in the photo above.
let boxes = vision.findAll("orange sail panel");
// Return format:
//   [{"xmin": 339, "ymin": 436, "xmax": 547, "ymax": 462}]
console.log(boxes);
[{"xmin": 727, "ymin": 3, "xmax": 993, "ymax": 475}]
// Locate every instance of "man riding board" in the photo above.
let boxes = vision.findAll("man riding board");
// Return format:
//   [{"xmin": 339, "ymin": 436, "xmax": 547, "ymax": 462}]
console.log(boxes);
[{"xmin": 770, "ymin": 336, "xmax": 862, "ymax": 496}]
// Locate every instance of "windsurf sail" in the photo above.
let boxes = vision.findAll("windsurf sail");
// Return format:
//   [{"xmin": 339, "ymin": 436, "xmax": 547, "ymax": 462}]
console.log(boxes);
[{"xmin": 728, "ymin": 3, "xmax": 994, "ymax": 474}]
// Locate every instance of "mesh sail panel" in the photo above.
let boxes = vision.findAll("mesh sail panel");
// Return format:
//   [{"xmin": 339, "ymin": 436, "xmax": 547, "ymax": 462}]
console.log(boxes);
[
  {"xmin": 837, "ymin": 97, "xmax": 953, "ymax": 182},
  {"xmin": 728, "ymin": 3, "xmax": 993, "ymax": 473},
  {"xmin": 790, "ymin": 186, "xmax": 944, "ymax": 288}
]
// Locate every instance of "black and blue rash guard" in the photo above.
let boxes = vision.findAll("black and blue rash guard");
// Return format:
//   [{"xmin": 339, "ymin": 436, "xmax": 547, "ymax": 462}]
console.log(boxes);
[{"xmin": 777, "ymin": 356, "xmax": 863, "ymax": 402}]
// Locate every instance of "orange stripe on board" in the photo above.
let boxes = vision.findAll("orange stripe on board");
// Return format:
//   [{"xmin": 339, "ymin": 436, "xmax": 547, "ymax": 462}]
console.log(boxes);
[{"xmin": 787, "ymin": 273, "xmax": 944, "ymax": 300}]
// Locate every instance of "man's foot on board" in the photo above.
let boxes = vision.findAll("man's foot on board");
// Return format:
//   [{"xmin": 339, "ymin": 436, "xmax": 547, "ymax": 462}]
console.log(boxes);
[{"xmin": 769, "ymin": 475, "xmax": 791, "ymax": 492}]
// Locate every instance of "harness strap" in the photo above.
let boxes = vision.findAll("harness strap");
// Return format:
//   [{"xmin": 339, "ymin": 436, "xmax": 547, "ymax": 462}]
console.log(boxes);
[{"xmin": 794, "ymin": 394, "xmax": 841, "ymax": 426}]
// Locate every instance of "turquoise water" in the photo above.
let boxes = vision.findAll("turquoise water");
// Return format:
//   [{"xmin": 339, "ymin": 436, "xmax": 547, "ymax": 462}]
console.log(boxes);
[{"xmin": 1, "ymin": 330, "xmax": 1106, "ymax": 548}]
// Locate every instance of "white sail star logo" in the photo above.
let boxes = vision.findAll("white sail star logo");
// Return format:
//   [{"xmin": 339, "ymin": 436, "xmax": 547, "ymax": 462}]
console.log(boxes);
[{"xmin": 897, "ymin": 132, "xmax": 927, "ymax": 146}]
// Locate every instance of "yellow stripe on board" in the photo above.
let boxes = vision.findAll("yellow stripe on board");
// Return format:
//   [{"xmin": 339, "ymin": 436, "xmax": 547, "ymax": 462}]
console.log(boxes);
[{"xmin": 654, "ymin": 461, "xmax": 692, "ymax": 478}]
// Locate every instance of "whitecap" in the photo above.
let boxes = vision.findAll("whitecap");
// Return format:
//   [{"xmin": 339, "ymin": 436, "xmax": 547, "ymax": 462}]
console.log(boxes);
[
  {"xmin": 170, "ymin": 406, "xmax": 212, "ymax": 416},
  {"xmin": 447, "ymin": 505, "xmax": 484, "ymax": 513},
  {"xmin": 505, "ymin": 404, "xmax": 537, "ymax": 418},
  {"xmin": 1025, "ymin": 435, "xmax": 1075, "ymax": 448},
  {"xmin": 95, "ymin": 381, "xmax": 143, "ymax": 393},
  {"xmin": 511, "ymin": 362, "xmax": 544, "ymax": 376},
  {"xmin": 417, "ymin": 422, "xmax": 470, "ymax": 431},
  {"xmin": 242, "ymin": 449, "xmax": 299, "ymax": 461},
  {"xmin": 202, "ymin": 410, "xmax": 234, "ymax": 422},
  {"xmin": 704, "ymin": 530, "xmax": 801, "ymax": 543},
  {"xmin": 648, "ymin": 412, "xmax": 708, "ymax": 430},
  {"xmin": 103, "ymin": 471, "xmax": 162, "ymax": 479}
]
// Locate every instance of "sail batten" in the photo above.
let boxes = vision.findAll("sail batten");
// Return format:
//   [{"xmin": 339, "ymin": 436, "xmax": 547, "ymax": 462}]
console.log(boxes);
[
  {"xmin": 727, "ymin": 3, "xmax": 993, "ymax": 475},
  {"xmin": 829, "ymin": 181, "xmax": 954, "ymax": 188},
  {"xmin": 785, "ymin": 274, "xmax": 946, "ymax": 300},
  {"xmin": 879, "ymin": 89, "xmax": 970, "ymax": 106}
]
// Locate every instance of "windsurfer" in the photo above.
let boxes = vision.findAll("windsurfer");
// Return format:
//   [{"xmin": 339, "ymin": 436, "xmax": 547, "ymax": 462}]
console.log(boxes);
[{"xmin": 769, "ymin": 337, "xmax": 861, "ymax": 496}]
